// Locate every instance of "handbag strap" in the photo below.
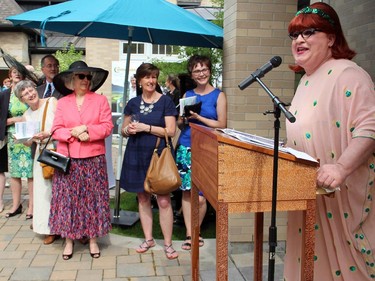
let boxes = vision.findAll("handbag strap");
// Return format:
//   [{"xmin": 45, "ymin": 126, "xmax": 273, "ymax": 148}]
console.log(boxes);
[
  {"xmin": 40, "ymin": 129, "xmax": 70, "ymax": 157},
  {"xmin": 40, "ymin": 129, "xmax": 55, "ymax": 152},
  {"xmin": 153, "ymin": 128, "xmax": 170, "ymax": 149},
  {"xmin": 41, "ymin": 98, "xmax": 50, "ymax": 132}
]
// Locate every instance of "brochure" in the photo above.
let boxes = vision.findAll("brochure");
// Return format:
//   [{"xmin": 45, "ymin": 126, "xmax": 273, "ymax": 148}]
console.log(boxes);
[
  {"xmin": 13, "ymin": 121, "xmax": 40, "ymax": 143},
  {"xmin": 179, "ymin": 96, "xmax": 197, "ymax": 116}
]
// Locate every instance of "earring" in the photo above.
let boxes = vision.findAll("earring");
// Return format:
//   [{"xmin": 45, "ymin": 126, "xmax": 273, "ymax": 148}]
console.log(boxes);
[{"xmin": 139, "ymin": 84, "xmax": 142, "ymax": 89}]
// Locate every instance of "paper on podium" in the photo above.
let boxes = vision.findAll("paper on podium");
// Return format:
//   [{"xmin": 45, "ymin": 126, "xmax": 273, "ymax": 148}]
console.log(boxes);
[
  {"xmin": 217, "ymin": 128, "xmax": 318, "ymax": 163},
  {"xmin": 13, "ymin": 121, "xmax": 40, "ymax": 143}
]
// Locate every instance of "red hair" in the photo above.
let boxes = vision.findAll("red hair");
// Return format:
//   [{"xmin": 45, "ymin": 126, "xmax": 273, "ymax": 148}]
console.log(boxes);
[{"xmin": 288, "ymin": 2, "xmax": 356, "ymax": 73}]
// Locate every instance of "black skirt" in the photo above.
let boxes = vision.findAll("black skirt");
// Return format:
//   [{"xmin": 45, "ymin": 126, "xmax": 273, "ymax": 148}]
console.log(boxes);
[{"xmin": 0, "ymin": 144, "xmax": 8, "ymax": 173}]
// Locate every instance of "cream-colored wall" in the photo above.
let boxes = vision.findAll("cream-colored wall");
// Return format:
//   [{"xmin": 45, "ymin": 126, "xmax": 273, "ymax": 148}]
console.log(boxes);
[{"xmin": 0, "ymin": 32, "xmax": 29, "ymax": 68}]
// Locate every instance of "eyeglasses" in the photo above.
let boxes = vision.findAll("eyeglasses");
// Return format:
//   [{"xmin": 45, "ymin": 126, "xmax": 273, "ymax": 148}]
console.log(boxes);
[
  {"xmin": 20, "ymin": 87, "xmax": 36, "ymax": 98},
  {"xmin": 75, "ymin": 74, "xmax": 93, "ymax": 81},
  {"xmin": 192, "ymin": 68, "xmax": 209, "ymax": 75},
  {"xmin": 288, "ymin": 28, "xmax": 322, "ymax": 40},
  {"xmin": 43, "ymin": 64, "xmax": 59, "ymax": 69}
]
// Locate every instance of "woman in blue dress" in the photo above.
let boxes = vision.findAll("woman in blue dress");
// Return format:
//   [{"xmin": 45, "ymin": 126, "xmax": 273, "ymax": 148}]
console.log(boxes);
[
  {"xmin": 177, "ymin": 55, "xmax": 227, "ymax": 250},
  {"xmin": 120, "ymin": 63, "xmax": 179, "ymax": 260}
]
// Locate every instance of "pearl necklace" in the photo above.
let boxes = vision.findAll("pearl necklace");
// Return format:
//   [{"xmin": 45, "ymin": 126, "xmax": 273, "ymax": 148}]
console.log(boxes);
[{"xmin": 140, "ymin": 99, "xmax": 155, "ymax": 115}]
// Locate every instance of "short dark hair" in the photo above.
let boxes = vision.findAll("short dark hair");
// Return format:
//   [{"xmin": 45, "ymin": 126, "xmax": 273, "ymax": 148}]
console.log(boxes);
[
  {"xmin": 187, "ymin": 55, "xmax": 212, "ymax": 75},
  {"xmin": 41, "ymin": 54, "xmax": 59, "ymax": 67},
  {"xmin": 135, "ymin": 63, "xmax": 159, "ymax": 81}
]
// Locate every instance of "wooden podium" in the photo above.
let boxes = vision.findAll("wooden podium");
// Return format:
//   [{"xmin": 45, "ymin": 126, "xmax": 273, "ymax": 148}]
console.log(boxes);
[{"xmin": 190, "ymin": 124, "xmax": 318, "ymax": 281}]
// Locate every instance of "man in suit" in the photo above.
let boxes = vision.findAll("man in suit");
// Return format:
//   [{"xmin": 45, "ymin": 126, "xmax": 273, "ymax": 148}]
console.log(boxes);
[{"xmin": 37, "ymin": 55, "xmax": 63, "ymax": 100}]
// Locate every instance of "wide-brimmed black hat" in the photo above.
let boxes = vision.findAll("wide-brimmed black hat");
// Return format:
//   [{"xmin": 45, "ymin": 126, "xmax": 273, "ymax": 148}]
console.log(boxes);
[{"xmin": 53, "ymin": 60, "xmax": 109, "ymax": 96}]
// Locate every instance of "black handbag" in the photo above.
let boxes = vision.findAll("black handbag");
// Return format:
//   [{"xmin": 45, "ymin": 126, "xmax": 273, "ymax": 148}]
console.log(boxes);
[
  {"xmin": 37, "ymin": 132, "xmax": 71, "ymax": 174},
  {"xmin": 184, "ymin": 101, "xmax": 202, "ymax": 117}
]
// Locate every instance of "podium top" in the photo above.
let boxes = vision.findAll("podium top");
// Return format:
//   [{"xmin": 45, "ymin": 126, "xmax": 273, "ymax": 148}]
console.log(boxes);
[{"xmin": 190, "ymin": 123, "xmax": 319, "ymax": 167}]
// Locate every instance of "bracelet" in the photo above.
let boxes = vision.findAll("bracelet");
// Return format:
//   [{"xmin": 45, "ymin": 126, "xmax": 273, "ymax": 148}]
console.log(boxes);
[{"xmin": 149, "ymin": 125, "xmax": 152, "ymax": 133}]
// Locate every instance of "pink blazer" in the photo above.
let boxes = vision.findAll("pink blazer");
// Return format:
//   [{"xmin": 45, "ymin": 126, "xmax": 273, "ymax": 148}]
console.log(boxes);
[{"xmin": 51, "ymin": 92, "xmax": 114, "ymax": 158}]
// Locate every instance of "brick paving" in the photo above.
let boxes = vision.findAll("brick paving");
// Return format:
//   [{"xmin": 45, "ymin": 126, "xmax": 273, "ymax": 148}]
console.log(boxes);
[{"xmin": 0, "ymin": 170, "xmax": 285, "ymax": 281}]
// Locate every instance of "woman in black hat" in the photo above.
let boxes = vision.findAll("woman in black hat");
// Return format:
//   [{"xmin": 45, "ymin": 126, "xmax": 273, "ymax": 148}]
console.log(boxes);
[{"xmin": 49, "ymin": 61, "xmax": 113, "ymax": 260}]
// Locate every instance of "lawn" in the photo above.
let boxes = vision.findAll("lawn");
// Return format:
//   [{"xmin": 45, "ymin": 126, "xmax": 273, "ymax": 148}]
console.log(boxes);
[{"xmin": 110, "ymin": 191, "xmax": 216, "ymax": 241}]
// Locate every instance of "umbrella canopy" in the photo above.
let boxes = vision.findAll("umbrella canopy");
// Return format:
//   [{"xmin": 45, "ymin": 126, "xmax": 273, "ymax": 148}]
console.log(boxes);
[{"xmin": 6, "ymin": 0, "xmax": 223, "ymax": 49}]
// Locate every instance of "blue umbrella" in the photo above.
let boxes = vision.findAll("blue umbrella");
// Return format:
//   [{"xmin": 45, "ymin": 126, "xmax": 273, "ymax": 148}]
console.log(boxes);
[{"xmin": 6, "ymin": 0, "xmax": 223, "ymax": 49}]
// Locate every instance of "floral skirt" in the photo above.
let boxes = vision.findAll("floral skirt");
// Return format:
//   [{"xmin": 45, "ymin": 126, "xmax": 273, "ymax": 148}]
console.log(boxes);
[
  {"xmin": 49, "ymin": 155, "xmax": 111, "ymax": 239},
  {"xmin": 176, "ymin": 145, "xmax": 192, "ymax": 191}
]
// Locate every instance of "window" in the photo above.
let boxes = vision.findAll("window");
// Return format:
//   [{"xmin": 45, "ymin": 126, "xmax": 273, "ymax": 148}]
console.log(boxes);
[
  {"xmin": 152, "ymin": 44, "xmax": 178, "ymax": 55},
  {"xmin": 122, "ymin": 43, "xmax": 145, "ymax": 54}
]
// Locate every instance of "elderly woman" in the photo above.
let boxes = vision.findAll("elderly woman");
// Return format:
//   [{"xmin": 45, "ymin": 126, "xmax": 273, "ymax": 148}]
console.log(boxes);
[
  {"xmin": 284, "ymin": 3, "xmax": 375, "ymax": 280},
  {"xmin": 13, "ymin": 80, "xmax": 58, "ymax": 245},
  {"xmin": 50, "ymin": 61, "xmax": 113, "ymax": 260}
]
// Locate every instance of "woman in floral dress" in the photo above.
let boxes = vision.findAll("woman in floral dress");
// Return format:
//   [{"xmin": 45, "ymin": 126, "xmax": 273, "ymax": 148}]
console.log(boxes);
[{"xmin": 4, "ymin": 67, "xmax": 33, "ymax": 219}]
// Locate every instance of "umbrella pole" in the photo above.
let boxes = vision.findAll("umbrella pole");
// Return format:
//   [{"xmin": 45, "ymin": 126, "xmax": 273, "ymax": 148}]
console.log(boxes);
[{"xmin": 112, "ymin": 27, "xmax": 139, "ymax": 226}]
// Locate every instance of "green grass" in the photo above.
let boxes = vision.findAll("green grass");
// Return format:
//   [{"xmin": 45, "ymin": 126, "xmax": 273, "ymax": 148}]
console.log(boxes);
[{"xmin": 110, "ymin": 192, "xmax": 216, "ymax": 240}]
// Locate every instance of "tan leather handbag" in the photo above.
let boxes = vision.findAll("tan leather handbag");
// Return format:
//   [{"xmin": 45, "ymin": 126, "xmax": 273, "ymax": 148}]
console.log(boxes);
[{"xmin": 144, "ymin": 128, "xmax": 181, "ymax": 195}]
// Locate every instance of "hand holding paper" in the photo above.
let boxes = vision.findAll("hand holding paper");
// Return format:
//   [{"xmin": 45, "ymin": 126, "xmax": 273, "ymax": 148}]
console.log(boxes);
[{"xmin": 13, "ymin": 121, "xmax": 40, "ymax": 143}]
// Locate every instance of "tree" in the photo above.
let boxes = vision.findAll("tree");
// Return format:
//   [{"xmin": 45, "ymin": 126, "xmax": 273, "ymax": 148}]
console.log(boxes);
[
  {"xmin": 153, "ymin": 0, "xmax": 224, "ymax": 89},
  {"xmin": 54, "ymin": 43, "xmax": 83, "ymax": 72},
  {"xmin": 175, "ymin": 0, "xmax": 224, "ymax": 87}
]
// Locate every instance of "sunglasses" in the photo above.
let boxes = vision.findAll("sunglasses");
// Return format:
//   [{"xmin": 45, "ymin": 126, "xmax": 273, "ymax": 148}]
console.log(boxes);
[
  {"xmin": 75, "ymin": 73, "xmax": 93, "ymax": 81},
  {"xmin": 288, "ymin": 28, "xmax": 322, "ymax": 40}
]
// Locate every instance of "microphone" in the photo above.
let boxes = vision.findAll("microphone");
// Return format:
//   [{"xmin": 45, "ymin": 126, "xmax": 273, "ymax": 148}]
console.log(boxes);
[{"xmin": 238, "ymin": 56, "xmax": 282, "ymax": 90}]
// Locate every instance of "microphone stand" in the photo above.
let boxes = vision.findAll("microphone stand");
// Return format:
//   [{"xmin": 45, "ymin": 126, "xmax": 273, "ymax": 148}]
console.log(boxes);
[{"xmin": 255, "ymin": 77, "xmax": 295, "ymax": 281}]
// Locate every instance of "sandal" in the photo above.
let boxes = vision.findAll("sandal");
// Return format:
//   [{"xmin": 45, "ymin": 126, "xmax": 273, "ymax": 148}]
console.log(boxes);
[
  {"xmin": 164, "ymin": 244, "xmax": 178, "ymax": 260},
  {"xmin": 136, "ymin": 238, "xmax": 155, "ymax": 253},
  {"xmin": 199, "ymin": 234, "xmax": 204, "ymax": 247},
  {"xmin": 26, "ymin": 214, "xmax": 33, "ymax": 220},
  {"xmin": 62, "ymin": 241, "xmax": 74, "ymax": 260},
  {"xmin": 181, "ymin": 236, "xmax": 192, "ymax": 251}
]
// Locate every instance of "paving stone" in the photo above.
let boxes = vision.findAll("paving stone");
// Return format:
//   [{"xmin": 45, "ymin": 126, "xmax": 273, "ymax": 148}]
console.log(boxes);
[
  {"xmin": 10, "ymin": 267, "xmax": 53, "ymax": 281},
  {"xmin": 117, "ymin": 262, "xmax": 155, "ymax": 277},
  {"xmin": 76, "ymin": 269, "xmax": 103, "ymax": 281}
]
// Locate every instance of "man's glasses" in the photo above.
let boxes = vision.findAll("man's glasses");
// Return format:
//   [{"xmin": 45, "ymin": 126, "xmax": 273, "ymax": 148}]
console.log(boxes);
[
  {"xmin": 192, "ymin": 68, "xmax": 209, "ymax": 75},
  {"xmin": 288, "ymin": 28, "xmax": 322, "ymax": 40},
  {"xmin": 75, "ymin": 74, "xmax": 93, "ymax": 81}
]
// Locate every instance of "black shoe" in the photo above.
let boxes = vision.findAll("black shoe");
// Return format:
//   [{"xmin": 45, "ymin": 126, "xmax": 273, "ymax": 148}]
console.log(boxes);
[
  {"xmin": 62, "ymin": 241, "xmax": 74, "ymax": 260},
  {"xmin": 5, "ymin": 204, "xmax": 22, "ymax": 218}
]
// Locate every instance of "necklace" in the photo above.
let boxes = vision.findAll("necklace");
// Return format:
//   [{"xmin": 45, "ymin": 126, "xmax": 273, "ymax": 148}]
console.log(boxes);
[{"xmin": 140, "ymin": 99, "xmax": 155, "ymax": 115}]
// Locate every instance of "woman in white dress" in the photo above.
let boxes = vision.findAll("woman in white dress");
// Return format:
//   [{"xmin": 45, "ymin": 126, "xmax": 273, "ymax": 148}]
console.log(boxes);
[{"xmin": 14, "ymin": 80, "xmax": 58, "ymax": 245}]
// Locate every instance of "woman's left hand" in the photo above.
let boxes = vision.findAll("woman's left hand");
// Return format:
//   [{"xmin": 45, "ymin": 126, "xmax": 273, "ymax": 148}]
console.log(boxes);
[
  {"xmin": 71, "ymin": 125, "xmax": 87, "ymax": 138},
  {"xmin": 317, "ymin": 164, "xmax": 345, "ymax": 190},
  {"xmin": 78, "ymin": 132, "xmax": 90, "ymax": 142},
  {"xmin": 127, "ymin": 122, "xmax": 150, "ymax": 134},
  {"xmin": 188, "ymin": 111, "xmax": 201, "ymax": 121}
]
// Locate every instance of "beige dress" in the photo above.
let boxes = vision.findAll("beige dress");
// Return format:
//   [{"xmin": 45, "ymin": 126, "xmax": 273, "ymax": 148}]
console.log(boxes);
[
  {"xmin": 24, "ymin": 97, "xmax": 56, "ymax": 235},
  {"xmin": 284, "ymin": 59, "xmax": 375, "ymax": 280}
]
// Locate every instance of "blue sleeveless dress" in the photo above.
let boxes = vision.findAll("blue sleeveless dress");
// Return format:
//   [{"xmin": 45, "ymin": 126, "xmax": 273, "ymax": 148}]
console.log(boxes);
[{"xmin": 177, "ymin": 88, "xmax": 221, "ymax": 191}]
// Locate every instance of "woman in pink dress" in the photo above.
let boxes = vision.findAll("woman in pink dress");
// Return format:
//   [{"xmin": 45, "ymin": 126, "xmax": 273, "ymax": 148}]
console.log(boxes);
[{"xmin": 284, "ymin": 3, "xmax": 375, "ymax": 281}]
